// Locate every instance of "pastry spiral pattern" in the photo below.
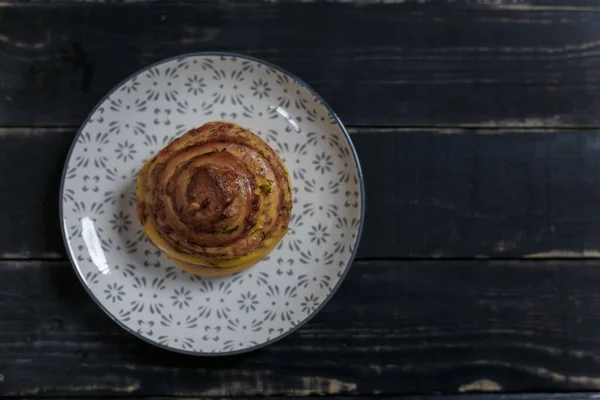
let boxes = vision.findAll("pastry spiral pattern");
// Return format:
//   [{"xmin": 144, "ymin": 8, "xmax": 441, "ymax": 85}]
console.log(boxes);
[{"xmin": 136, "ymin": 121, "xmax": 292, "ymax": 276}]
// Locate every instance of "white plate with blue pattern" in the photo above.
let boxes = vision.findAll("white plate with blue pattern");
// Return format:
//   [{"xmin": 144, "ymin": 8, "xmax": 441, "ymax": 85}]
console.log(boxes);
[{"xmin": 60, "ymin": 52, "xmax": 365, "ymax": 355}]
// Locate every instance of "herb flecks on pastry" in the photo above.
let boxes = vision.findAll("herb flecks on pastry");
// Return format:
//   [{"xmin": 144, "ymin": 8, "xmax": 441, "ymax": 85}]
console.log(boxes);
[{"xmin": 136, "ymin": 121, "xmax": 292, "ymax": 276}]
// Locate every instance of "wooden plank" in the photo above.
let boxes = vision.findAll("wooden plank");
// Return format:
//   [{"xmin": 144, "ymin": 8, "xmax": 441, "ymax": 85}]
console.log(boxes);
[
  {"xmin": 355, "ymin": 129, "xmax": 600, "ymax": 259},
  {"xmin": 5, "ymin": 127, "xmax": 600, "ymax": 259},
  {"xmin": 5, "ymin": 259, "xmax": 600, "ymax": 396},
  {"xmin": 0, "ymin": 128, "xmax": 73, "ymax": 259},
  {"xmin": 2, "ymin": 1, "xmax": 600, "ymax": 126}
]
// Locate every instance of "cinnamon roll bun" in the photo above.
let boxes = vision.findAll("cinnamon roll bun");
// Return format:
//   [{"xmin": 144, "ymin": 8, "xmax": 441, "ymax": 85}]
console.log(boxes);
[{"xmin": 136, "ymin": 121, "xmax": 292, "ymax": 276}]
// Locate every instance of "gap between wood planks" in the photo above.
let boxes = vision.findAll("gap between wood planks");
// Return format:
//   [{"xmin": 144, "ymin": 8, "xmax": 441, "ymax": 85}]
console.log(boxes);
[
  {"xmin": 1, "ymin": 0, "xmax": 600, "ymax": 11},
  {"xmin": 2, "ymin": 397, "xmax": 600, "ymax": 400},
  {"xmin": 7, "ymin": 125, "xmax": 600, "ymax": 133},
  {"xmin": 8, "ymin": 125, "xmax": 600, "ymax": 134},
  {"xmin": 7, "ymin": 256, "xmax": 600, "ymax": 263}
]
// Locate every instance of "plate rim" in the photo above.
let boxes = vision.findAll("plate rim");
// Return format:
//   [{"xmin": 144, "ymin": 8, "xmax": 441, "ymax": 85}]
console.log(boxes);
[{"xmin": 59, "ymin": 51, "xmax": 366, "ymax": 356}]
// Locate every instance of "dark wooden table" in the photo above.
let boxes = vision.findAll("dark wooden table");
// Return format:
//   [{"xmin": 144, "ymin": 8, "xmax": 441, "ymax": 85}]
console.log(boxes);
[{"xmin": 4, "ymin": 0, "xmax": 600, "ymax": 398}]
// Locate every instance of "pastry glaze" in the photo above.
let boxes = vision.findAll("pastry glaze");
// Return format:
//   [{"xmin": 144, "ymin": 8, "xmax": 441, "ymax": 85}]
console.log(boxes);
[{"xmin": 136, "ymin": 121, "xmax": 292, "ymax": 276}]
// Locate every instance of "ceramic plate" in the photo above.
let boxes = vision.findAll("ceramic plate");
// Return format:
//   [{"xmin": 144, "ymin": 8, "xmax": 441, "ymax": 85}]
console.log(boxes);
[{"xmin": 60, "ymin": 52, "xmax": 364, "ymax": 355}]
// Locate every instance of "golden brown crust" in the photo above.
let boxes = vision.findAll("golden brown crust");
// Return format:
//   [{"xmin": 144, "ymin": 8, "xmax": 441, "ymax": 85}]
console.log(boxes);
[{"xmin": 136, "ymin": 121, "xmax": 292, "ymax": 275}]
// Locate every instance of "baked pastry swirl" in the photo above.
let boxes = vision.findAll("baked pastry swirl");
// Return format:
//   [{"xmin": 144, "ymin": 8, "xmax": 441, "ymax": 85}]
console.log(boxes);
[{"xmin": 136, "ymin": 121, "xmax": 292, "ymax": 276}]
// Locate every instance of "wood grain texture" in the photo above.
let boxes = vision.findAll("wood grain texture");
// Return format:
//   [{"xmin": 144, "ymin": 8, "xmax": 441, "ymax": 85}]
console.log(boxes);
[
  {"xmin": 0, "ymin": 128, "xmax": 72, "ymax": 259},
  {"xmin": 5, "ymin": 259, "xmax": 600, "ymax": 396},
  {"xmin": 5, "ymin": 127, "xmax": 600, "ymax": 260},
  {"xmin": 3, "ymin": 1, "xmax": 600, "ymax": 126}
]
